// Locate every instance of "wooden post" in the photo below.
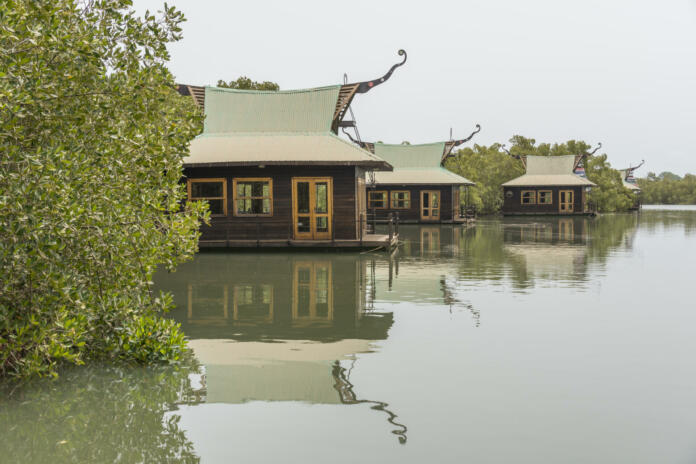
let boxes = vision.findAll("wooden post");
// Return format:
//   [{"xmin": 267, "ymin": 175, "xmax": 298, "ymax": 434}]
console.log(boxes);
[
  {"xmin": 395, "ymin": 212, "xmax": 399, "ymax": 236},
  {"xmin": 388, "ymin": 212, "xmax": 394, "ymax": 245},
  {"xmin": 359, "ymin": 212, "xmax": 364, "ymax": 244},
  {"xmin": 371, "ymin": 207, "xmax": 376, "ymax": 233}
]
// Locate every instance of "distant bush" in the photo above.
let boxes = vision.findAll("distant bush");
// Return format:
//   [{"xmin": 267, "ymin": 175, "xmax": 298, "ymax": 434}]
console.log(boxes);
[
  {"xmin": 638, "ymin": 173, "xmax": 696, "ymax": 204},
  {"xmin": 0, "ymin": 0, "xmax": 208, "ymax": 378}
]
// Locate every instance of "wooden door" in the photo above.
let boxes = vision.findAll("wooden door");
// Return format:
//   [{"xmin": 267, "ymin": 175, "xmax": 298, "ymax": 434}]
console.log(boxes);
[
  {"xmin": 559, "ymin": 190, "xmax": 574, "ymax": 213},
  {"xmin": 420, "ymin": 190, "xmax": 440, "ymax": 221},
  {"xmin": 292, "ymin": 177, "xmax": 333, "ymax": 240}
]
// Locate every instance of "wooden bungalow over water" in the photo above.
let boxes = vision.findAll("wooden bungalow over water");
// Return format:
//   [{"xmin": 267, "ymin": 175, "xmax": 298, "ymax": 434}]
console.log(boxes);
[
  {"xmin": 620, "ymin": 161, "xmax": 644, "ymax": 210},
  {"xmin": 346, "ymin": 127, "xmax": 479, "ymax": 224},
  {"xmin": 178, "ymin": 51, "xmax": 408, "ymax": 249},
  {"xmin": 501, "ymin": 155, "xmax": 596, "ymax": 215}
]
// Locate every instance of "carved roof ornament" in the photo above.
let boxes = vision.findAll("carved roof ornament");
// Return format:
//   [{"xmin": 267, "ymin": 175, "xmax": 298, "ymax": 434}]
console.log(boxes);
[
  {"xmin": 332, "ymin": 49, "xmax": 407, "ymax": 133},
  {"xmin": 500, "ymin": 143, "xmax": 527, "ymax": 169},
  {"xmin": 353, "ymin": 49, "xmax": 407, "ymax": 94},
  {"xmin": 626, "ymin": 159, "xmax": 645, "ymax": 173},
  {"xmin": 443, "ymin": 124, "xmax": 482, "ymax": 161},
  {"xmin": 573, "ymin": 142, "xmax": 602, "ymax": 171}
]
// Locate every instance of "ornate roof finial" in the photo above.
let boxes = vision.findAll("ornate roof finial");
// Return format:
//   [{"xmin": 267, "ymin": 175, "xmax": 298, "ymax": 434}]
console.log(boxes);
[
  {"xmin": 587, "ymin": 142, "xmax": 602, "ymax": 156},
  {"xmin": 442, "ymin": 124, "xmax": 482, "ymax": 161},
  {"xmin": 354, "ymin": 49, "xmax": 407, "ymax": 94}
]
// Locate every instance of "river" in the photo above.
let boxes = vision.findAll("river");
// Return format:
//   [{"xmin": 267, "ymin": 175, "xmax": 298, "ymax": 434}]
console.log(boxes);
[{"xmin": 2, "ymin": 207, "xmax": 696, "ymax": 463}]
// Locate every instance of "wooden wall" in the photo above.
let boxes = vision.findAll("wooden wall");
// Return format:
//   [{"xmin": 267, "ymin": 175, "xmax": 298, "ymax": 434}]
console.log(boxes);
[
  {"xmin": 367, "ymin": 184, "xmax": 455, "ymax": 223},
  {"xmin": 183, "ymin": 165, "xmax": 363, "ymax": 241},
  {"xmin": 502, "ymin": 186, "xmax": 586, "ymax": 215}
]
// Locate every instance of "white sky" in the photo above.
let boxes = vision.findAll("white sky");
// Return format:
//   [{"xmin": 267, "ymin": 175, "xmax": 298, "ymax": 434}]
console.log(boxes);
[{"xmin": 135, "ymin": 0, "xmax": 696, "ymax": 176}]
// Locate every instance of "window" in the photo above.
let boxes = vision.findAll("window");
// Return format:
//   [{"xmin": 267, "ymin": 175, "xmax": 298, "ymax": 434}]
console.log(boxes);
[
  {"xmin": 390, "ymin": 191, "xmax": 411, "ymax": 209},
  {"xmin": 368, "ymin": 191, "xmax": 387, "ymax": 209},
  {"xmin": 521, "ymin": 190, "xmax": 536, "ymax": 205},
  {"xmin": 537, "ymin": 190, "xmax": 553, "ymax": 205},
  {"xmin": 233, "ymin": 178, "xmax": 272, "ymax": 216},
  {"xmin": 188, "ymin": 178, "xmax": 227, "ymax": 216}
]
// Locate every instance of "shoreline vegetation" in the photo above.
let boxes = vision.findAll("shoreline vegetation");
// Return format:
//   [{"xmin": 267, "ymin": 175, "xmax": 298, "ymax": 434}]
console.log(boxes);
[
  {"xmin": 1, "ymin": 0, "xmax": 206, "ymax": 379},
  {"xmin": 637, "ymin": 173, "xmax": 696, "ymax": 205}
]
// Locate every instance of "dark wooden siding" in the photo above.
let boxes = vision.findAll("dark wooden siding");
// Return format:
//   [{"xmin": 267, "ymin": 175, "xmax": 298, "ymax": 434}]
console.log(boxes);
[
  {"xmin": 502, "ymin": 186, "xmax": 586, "ymax": 215},
  {"xmin": 183, "ymin": 166, "xmax": 361, "ymax": 240},
  {"xmin": 367, "ymin": 184, "xmax": 455, "ymax": 223}
]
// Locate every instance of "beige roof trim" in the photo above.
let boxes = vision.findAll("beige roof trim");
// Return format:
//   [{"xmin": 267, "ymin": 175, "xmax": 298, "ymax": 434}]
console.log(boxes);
[
  {"xmin": 502, "ymin": 174, "xmax": 596, "ymax": 187},
  {"xmin": 184, "ymin": 133, "xmax": 393, "ymax": 171}
]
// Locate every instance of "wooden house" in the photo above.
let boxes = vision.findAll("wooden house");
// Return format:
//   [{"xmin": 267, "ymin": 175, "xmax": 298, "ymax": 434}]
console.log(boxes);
[
  {"xmin": 619, "ymin": 161, "xmax": 644, "ymax": 210},
  {"xmin": 346, "ymin": 128, "xmax": 479, "ymax": 223},
  {"xmin": 178, "ymin": 51, "xmax": 407, "ymax": 249},
  {"xmin": 501, "ymin": 155, "xmax": 596, "ymax": 215}
]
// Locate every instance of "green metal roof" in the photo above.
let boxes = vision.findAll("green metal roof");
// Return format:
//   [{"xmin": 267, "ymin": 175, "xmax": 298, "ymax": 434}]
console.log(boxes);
[
  {"xmin": 373, "ymin": 142, "xmax": 446, "ymax": 168},
  {"xmin": 371, "ymin": 142, "xmax": 474, "ymax": 185},
  {"xmin": 203, "ymin": 85, "xmax": 341, "ymax": 134}
]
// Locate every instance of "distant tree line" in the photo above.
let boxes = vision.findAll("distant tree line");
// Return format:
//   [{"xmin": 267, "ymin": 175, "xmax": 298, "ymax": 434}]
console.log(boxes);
[
  {"xmin": 637, "ymin": 172, "xmax": 696, "ymax": 204},
  {"xmin": 445, "ymin": 136, "xmax": 634, "ymax": 214}
]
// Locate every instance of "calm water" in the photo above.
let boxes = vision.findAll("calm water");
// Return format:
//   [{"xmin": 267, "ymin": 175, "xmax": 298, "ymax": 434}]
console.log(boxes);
[{"xmin": 3, "ymin": 207, "xmax": 696, "ymax": 463}]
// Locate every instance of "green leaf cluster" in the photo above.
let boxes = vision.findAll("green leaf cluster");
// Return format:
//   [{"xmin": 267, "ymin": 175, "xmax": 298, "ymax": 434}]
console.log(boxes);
[
  {"xmin": 638, "ymin": 173, "xmax": 696, "ymax": 204},
  {"xmin": 0, "ymin": 0, "xmax": 208, "ymax": 378},
  {"xmin": 217, "ymin": 76, "xmax": 279, "ymax": 91}
]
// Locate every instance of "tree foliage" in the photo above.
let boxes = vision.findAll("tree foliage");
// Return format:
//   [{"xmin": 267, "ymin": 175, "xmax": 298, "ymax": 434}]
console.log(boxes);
[
  {"xmin": 444, "ymin": 144, "xmax": 523, "ymax": 214},
  {"xmin": 638, "ymin": 173, "xmax": 696, "ymax": 204},
  {"xmin": 446, "ymin": 135, "xmax": 634, "ymax": 214},
  {"xmin": 0, "ymin": 0, "xmax": 207, "ymax": 378},
  {"xmin": 217, "ymin": 76, "xmax": 279, "ymax": 91}
]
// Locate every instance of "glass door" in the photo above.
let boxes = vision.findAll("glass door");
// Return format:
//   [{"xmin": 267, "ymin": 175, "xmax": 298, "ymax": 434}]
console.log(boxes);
[
  {"xmin": 559, "ymin": 190, "xmax": 574, "ymax": 213},
  {"xmin": 420, "ymin": 190, "xmax": 440, "ymax": 221},
  {"xmin": 292, "ymin": 177, "xmax": 333, "ymax": 239}
]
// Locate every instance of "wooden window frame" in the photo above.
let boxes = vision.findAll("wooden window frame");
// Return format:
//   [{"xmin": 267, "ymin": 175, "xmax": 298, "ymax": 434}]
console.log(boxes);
[
  {"xmin": 368, "ymin": 190, "xmax": 388, "ymax": 209},
  {"xmin": 521, "ymin": 190, "xmax": 536, "ymax": 205},
  {"xmin": 187, "ymin": 178, "xmax": 227, "ymax": 217},
  {"xmin": 390, "ymin": 190, "xmax": 411, "ymax": 209},
  {"xmin": 232, "ymin": 177, "xmax": 273, "ymax": 217},
  {"xmin": 537, "ymin": 190, "xmax": 553, "ymax": 205}
]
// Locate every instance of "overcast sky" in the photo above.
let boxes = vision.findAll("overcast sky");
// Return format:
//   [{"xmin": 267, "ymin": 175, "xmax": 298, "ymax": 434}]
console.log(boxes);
[{"xmin": 135, "ymin": 0, "xmax": 696, "ymax": 176}]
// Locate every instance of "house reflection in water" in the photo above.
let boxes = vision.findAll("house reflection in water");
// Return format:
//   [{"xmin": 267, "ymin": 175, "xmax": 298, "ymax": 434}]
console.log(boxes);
[
  {"xmin": 155, "ymin": 254, "xmax": 407, "ymax": 443},
  {"xmin": 159, "ymin": 254, "xmax": 393, "ymax": 341}
]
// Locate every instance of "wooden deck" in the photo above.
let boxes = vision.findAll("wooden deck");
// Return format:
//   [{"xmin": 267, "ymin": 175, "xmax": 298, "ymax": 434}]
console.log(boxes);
[{"xmin": 199, "ymin": 234, "xmax": 398, "ymax": 250}]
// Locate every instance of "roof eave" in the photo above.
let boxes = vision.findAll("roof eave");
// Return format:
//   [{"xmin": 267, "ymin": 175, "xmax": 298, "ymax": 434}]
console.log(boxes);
[{"xmin": 183, "ymin": 160, "xmax": 392, "ymax": 170}]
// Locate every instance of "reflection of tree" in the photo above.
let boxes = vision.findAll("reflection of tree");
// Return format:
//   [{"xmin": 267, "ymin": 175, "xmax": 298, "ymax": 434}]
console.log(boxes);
[
  {"xmin": 453, "ymin": 217, "xmax": 639, "ymax": 288},
  {"xmin": 0, "ymin": 363, "xmax": 201, "ymax": 463},
  {"xmin": 637, "ymin": 209, "xmax": 696, "ymax": 236},
  {"xmin": 585, "ymin": 213, "xmax": 639, "ymax": 262},
  {"xmin": 331, "ymin": 361, "xmax": 408, "ymax": 445}
]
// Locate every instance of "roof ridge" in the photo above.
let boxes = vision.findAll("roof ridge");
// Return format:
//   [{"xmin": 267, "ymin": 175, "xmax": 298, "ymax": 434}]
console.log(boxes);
[{"xmin": 206, "ymin": 84, "xmax": 342, "ymax": 95}]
